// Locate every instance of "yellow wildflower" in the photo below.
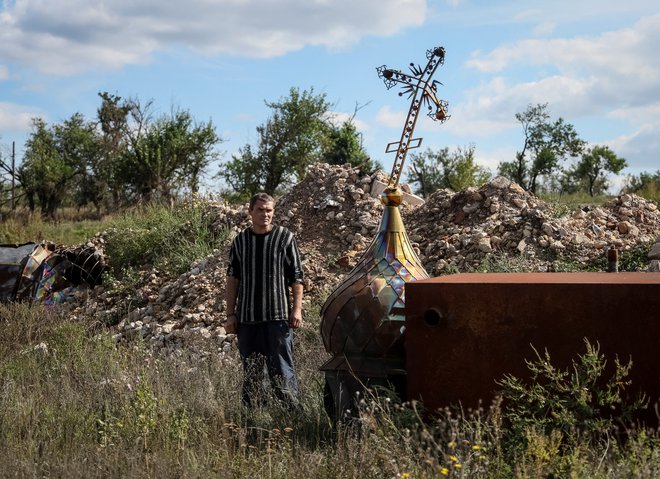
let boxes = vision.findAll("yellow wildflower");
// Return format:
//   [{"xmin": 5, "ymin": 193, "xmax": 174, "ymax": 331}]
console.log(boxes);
[{"xmin": 440, "ymin": 467, "xmax": 449, "ymax": 476}]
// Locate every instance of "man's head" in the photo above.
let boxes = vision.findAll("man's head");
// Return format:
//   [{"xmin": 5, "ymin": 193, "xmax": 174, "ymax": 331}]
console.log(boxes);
[
  {"xmin": 248, "ymin": 192, "xmax": 275, "ymax": 233},
  {"xmin": 249, "ymin": 192, "xmax": 275, "ymax": 210}
]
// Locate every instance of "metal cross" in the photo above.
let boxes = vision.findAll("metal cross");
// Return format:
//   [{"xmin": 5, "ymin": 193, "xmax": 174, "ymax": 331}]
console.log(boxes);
[{"xmin": 377, "ymin": 46, "xmax": 449, "ymax": 188}]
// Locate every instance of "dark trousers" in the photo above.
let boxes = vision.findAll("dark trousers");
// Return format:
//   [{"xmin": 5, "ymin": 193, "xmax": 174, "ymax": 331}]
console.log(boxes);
[{"xmin": 237, "ymin": 321, "xmax": 300, "ymax": 407}]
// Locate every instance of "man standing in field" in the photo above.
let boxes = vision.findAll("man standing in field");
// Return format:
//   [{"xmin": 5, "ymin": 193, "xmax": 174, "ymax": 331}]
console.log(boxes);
[{"xmin": 225, "ymin": 192, "xmax": 304, "ymax": 407}]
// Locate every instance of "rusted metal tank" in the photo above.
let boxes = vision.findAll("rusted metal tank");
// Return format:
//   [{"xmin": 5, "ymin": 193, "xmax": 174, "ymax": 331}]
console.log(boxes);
[{"xmin": 405, "ymin": 272, "xmax": 660, "ymax": 419}]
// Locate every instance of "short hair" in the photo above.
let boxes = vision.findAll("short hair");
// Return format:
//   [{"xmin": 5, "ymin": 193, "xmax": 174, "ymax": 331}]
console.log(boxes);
[{"xmin": 249, "ymin": 192, "xmax": 275, "ymax": 210}]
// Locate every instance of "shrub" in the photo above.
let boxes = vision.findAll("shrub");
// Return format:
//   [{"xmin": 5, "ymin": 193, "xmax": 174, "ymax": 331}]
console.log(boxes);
[
  {"xmin": 104, "ymin": 199, "xmax": 229, "ymax": 276},
  {"xmin": 498, "ymin": 338, "xmax": 648, "ymax": 455}
]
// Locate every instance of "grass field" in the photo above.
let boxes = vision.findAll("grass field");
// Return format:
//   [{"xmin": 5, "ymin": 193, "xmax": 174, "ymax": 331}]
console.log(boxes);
[{"xmin": 0, "ymin": 196, "xmax": 658, "ymax": 478}]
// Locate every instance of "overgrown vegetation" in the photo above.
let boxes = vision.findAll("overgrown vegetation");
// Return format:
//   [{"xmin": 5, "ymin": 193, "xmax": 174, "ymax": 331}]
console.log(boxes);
[
  {"xmin": 498, "ymin": 340, "xmax": 648, "ymax": 452},
  {"xmin": 0, "ymin": 206, "xmax": 106, "ymax": 244},
  {"xmin": 0, "ymin": 203, "xmax": 658, "ymax": 478},
  {"xmin": 104, "ymin": 198, "xmax": 229, "ymax": 276},
  {"xmin": 4, "ymin": 94, "xmax": 658, "ymax": 221},
  {"xmin": 1, "ymin": 300, "xmax": 657, "ymax": 478}
]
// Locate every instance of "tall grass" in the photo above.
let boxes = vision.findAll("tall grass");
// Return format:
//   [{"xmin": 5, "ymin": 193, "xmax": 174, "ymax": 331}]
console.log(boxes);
[
  {"xmin": 104, "ymin": 199, "xmax": 229, "ymax": 276},
  {"xmin": 1, "ymin": 300, "xmax": 658, "ymax": 478},
  {"xmin": 0, "ymin": 206, "xmax": 105, "ymax": 245},
  {"xmin": 1, "ymin": 199, "xmax": 658, "ymax": 478}
]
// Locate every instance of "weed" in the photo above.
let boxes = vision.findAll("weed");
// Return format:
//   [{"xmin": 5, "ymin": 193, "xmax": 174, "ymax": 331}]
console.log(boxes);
[{"xmin": 498, "ymin": 339, "xmax": 648, "ymax": 456}]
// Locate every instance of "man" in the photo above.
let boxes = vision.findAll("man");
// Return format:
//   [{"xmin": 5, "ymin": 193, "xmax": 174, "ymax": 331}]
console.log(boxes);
[{"xmin": 225, "ymin": 192, "xmax": 304, "ymax": 407}]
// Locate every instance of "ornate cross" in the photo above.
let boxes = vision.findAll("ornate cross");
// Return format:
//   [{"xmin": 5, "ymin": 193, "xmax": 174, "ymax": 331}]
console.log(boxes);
[{"xmin": 376, "ymin": 46, "xmax": 449, "ymax": 188}]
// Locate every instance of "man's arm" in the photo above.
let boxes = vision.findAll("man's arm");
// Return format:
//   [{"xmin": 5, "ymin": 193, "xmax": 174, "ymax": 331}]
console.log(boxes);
[
  {"xmin": 289, "ymin": 282, "xmax": 304, "ymax": 329},
  {"xmin": 225, "ymin": 275, "xmax": 240, "ymax": 334}
]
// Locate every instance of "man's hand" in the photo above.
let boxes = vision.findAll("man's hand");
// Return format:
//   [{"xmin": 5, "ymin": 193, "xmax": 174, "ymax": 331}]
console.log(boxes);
[
  {"xmin": 289, "ymin": 309, "xmax": 303, "ymax": 329},
  {"xmin": 225, "ymin": 314, "xmax": 237, "ymax": 334}
]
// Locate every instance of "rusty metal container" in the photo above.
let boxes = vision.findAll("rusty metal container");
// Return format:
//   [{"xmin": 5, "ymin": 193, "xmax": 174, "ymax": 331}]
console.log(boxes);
[{"xmin": 405, "ymin": 272, "xmax": 660, "ymax": 417}]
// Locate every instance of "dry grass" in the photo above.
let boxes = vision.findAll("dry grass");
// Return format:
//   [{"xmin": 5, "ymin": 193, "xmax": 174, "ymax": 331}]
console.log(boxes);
[
  {"xmin": 1, "ymin": 200, "xmax": 659, "ymax": 478},
  {"xmin": 1, "ymin": 300, "xmax": 658, "ymax": 478}
]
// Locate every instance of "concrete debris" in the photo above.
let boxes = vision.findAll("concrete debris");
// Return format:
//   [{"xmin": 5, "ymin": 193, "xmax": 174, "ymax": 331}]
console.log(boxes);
[{"xmin": 63, "ymin": 164, "xmax": 660, "ymax": 358}]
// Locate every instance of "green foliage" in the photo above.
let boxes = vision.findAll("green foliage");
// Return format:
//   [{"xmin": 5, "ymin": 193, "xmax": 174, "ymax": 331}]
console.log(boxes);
[
  {"xmin": 623, "ymin": 169, "xmax": 660, "ymax": 203},
  {"xmin": 617, "ymin": 243, "xmax": 652, "ymax": 272},
  {"xmin": 321, "ymin": 121, "xmax": 381, "ymax": 173},
  {"xmin": 0, "ymin": 208, "xmax": 103, "ymax": 244},
  {"xmin": 118, "ymin": 106, "xmax": 220, "ymax": 202},
  {"xmin": 539, "ymin": 191, "xmax": 612, "ymax": 218},
  {"xmin": 567, "ymin": 145, "xmax": 627, "ymax": 197},
  {"xmin": 0, "ymin": 298, "xmax": 658, "ymax": 477},
  {"xmin": 18, "ymin": 115, "xmax": 101, "ymax": 218},
  {"xmin": 221, "ymin": 87, "xmax": 332, "ymax": 195},
  {"xmin": 406, "ymin": 145, "xmax": 491, "ymax": 197},
  {"xmin": 16, "ymin": 94, "xmax": 222, "ymax": 218},
  {"xmin": 498, "ymin": 339, "xmax": 648, "ymax": 453},
  {"xmin": 104, "ymin": 199, "xmax": 228, "ymax": 275},
  {"xmin": 499, "ymin": 103, "xmax": 585, "ymax": 194},
  {"xmin": 1, "ymin": 195, "xmax": 659, "ymax": 477}
]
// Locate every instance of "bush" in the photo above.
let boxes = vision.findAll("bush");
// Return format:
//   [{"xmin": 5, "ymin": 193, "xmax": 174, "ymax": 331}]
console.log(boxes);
[
  {"xmin": 498, "ymin": 339, "xmax": 648, "ymax": 454},
  {"xmin": 104, "ymin": 199, "xmax": 229, "ymax": 276}
]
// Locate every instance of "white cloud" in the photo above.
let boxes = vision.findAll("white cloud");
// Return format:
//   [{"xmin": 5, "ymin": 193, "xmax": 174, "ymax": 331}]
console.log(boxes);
[
  {"xmin": 326, "ymin": 110, "xmax": 371, "ymax": 136},
  {"xmin": 375, "ymin": 105, "xmax": 406, "ymax": 129},
  {"xmin": 0, "ymin": 102, "xmax": 43, "ymax": 132},
  {"xmin": 0, "ymin": 65, "xmax": 8, "ymax": 80},
  {"xmin": 474, "ymin": 146, "xmax": 515, "ymax": 174},
  {"xmin": 0, "ymin": 0, "xmax": 427, "ymax": 75},
  {"xmin": 466, "ymin": 14, "xmax": 660, "ymax": 109},
  {"xmin": 532, "ymin": 21, "xmax": 556, "ymax": 37},
  {"xmin": 454, "ymin": 13, "xmax": 660, "ymax": 175}
]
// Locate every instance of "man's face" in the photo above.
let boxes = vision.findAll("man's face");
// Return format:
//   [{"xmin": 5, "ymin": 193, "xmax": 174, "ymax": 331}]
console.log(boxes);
[{"xmin": 249, "ymin": 200, "xmax": 275, "ymax": 229}]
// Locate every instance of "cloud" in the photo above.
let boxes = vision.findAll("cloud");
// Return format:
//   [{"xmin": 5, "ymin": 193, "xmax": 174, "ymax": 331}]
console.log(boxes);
[
  {"xmin": 532, "ymin": 21, "xmax": 556, "ymax": 36},
  {"xmin": 0, "ymin": 65, "xmax": 8, "ymax": 80},
  {"xmin": 606, "ymin": 103, "xmax": 660, "ymax": 172},
  {"xmin": 465, "ymin": 13, "xmax": 660, "ymax": 113},
  {"xmin": 375, "ymin": 105, "xmax": 405, "ymax": 129},
  {"xmin": 454, "ymin": 14, "xmax": 660, "ymax": 169},
  {"xmin": 0, "ymin": 102, "xmax": 43, "ymax": 132},
  {"xmin": 0, "ymin": 0, "xmax": 427, "ymax": 75}
]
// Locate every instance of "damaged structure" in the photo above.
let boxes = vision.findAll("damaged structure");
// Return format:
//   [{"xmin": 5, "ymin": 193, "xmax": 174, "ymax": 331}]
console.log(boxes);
[{"xmin": 0, "ymin": 242, "xmax": 105, "ymax": 305}]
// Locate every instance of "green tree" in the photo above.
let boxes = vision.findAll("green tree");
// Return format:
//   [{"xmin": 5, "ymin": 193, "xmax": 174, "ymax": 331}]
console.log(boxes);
[
  {"xmin": 623, "ymin": 169, "xmax": 660, "ymax": 202},
  {"xmin": 222, "ymin": 145, "xmax": 263, "ymax": 201},
  {"xmin": 118, "ymin": 106, "xmax": 220, "ymax": 203},
  {"xmin": 321, "ymin": 120, "xmax": 381, "ymax": 173},
  {"xmin": 95, "ymin": 92, "xmax": 133, "ymax": 209},
  {"xmin": 406, "ymin": 145, "xmax": 491, "ymax": 197},
  {"xmin": 56, "ymin": 113, "xmax": 104, "ymax": 212},
  {"xmin": 571, "ymin": 145, "xmax": 627, "ymax": 196},
  {"xmin": 18, "ymin": 115, "xmax": 100, "ymax": 218},
  {"xmin": 221, "ymin": 87, "xmax": 331, "ymax": 195},
  {"xmin": 499, "ymin": 103, "xmax": 585, "ymax": 194}
]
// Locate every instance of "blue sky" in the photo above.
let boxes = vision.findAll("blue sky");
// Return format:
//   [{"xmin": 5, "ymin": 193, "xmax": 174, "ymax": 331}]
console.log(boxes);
[{"xmin": 1, "ymin": 0, "xmax": 659, "ymax": 192}]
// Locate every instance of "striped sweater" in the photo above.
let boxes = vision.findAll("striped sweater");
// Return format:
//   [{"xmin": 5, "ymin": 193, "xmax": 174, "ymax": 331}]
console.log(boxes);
[{"xmin": 227, "ymin": 225, "xmax": 304, "ymax": 323}]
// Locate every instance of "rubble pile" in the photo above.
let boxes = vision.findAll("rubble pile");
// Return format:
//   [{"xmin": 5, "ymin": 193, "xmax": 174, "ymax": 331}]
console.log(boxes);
[
  {"xmin": 406, "ymin": 176, "xmax": 660, "ymax": 274},
  {"xmin": 64, "ymin": 164, "xmax": 660, "ymax": 356}
]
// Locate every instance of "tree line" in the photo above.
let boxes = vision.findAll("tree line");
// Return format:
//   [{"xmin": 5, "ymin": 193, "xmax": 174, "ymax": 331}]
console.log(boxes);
[
  {"xmin": 0, "ymin": 90, "xmax": 657, "ymax": 219},
  {"xmin": 407, "ymin": 103, "xmax": 637, "ymax": 198}
]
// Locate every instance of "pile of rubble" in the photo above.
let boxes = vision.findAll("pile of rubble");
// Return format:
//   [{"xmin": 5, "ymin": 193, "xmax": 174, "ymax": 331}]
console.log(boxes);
[
  {"xmin": 65, "ymin": 163, "xmax": 660, "ymax": 357},
  {"xmin": 406, "ymin": 176, "xmax": 660, "ymax": 274}
]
